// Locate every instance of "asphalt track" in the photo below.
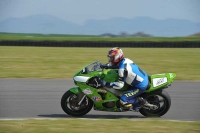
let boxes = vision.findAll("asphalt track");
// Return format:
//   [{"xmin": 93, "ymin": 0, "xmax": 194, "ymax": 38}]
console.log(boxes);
[{"xmin": 0, "ymin": 79, "xmax": 200, "ymax": 121}]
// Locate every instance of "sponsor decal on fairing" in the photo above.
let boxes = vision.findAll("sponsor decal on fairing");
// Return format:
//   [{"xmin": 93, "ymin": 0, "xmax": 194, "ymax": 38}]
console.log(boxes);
[
  {"xmin": 153, "ymin": 77, "xmax": 168, "ymax": 87},
  {"xmin": 82, "ymin": 88, "xmax": 93, "ymax": 95},
  {"xmin": 92, "ymin": 96, "xmax": 102, "ymax": 101}
]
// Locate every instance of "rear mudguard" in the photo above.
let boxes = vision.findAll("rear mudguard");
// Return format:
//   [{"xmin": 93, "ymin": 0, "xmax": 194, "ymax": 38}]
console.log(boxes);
[{"xmin": 145, "ymin": 73, "xmax": 176, "ymax": 93}]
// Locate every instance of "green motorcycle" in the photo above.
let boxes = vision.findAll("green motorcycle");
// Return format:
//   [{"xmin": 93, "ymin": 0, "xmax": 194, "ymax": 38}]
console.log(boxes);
[{"xmin": 61, "ymin": 61, "xmax": 176, "ymax": 117}]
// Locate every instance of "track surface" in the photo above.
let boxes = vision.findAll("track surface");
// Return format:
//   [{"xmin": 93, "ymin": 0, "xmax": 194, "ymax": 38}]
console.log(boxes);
[{"xmin": 0, "ymin": 79, "xmax": 199, "ymax": 121}]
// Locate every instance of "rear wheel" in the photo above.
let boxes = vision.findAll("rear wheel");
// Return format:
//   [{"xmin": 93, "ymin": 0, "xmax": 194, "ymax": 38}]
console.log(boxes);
[
  {"xmin": 61, "ymin": 91, "xmax": 93, "ymax": 116},
  {"xmin": 139, "ymin": 89, "xmax": 171, "ymax": 117}
]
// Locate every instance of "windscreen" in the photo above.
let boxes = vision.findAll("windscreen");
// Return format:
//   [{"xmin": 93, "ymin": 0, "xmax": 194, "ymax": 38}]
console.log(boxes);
[{"xmin": 82, "ymin": 61, "xmax": 102, "ymax": 74}]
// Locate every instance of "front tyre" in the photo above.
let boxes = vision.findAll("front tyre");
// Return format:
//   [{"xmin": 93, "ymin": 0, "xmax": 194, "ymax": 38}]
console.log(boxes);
[
  {"xmin": 61, "ymin": 91, "xmax": 93, "ymax": 117},
  {"xmin": 139, "ymin": 89, "xmax": 171, "ymax": 117}
]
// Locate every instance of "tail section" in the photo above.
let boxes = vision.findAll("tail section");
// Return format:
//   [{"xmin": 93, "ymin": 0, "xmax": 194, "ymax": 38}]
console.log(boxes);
[{"xmin": 145, "ymin": 73, "xmax": 176, "ymax": 93}]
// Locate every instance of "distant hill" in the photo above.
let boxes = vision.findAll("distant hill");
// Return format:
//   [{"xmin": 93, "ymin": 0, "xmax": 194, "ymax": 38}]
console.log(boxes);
[
  {"xmin": 0, "ymin": 15, "xmax": 82, "ymax": 35},
  {"xmin": 189, "ymin": 32, "xmax": 200, "ymax": 37},
  {"xmin": 100, "ymin": 32, "xmax": 152, "ymax": 37},
  {"xmin": 0, "ymin": 14, "xmax": 200, "ymax": 37}
]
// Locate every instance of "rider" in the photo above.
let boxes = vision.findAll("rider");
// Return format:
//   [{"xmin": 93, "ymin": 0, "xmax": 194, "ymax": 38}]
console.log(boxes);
[{"xmin": 99, "ymin": 47, "xmax": 154, "ymax": 111}]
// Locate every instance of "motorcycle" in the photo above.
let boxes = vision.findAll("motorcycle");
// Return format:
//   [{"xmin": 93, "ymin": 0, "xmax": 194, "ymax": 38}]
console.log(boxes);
[{"xmin": 61, "ymin": 61, "xmax": 176, "ymax": 117}]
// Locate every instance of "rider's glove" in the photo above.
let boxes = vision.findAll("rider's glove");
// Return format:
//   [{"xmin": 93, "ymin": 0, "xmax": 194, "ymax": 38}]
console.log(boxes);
[
  {"xmin": 100, "ymin": 64, "xmax": 108, "ymax": 69},
  {"xmin": 99, "ymin": 80, "xmax": 107, "ymax": 88},
  {"xmin": 88, "ymin": 76, "xmax": 109, "ymax": 88},
  {"xmin": 95, "ymin": 77, "xmax": 106, "ymax": 88},
  {"xmin": 97, "ymin": 78, "xmax": 111, "ymax": 88}
]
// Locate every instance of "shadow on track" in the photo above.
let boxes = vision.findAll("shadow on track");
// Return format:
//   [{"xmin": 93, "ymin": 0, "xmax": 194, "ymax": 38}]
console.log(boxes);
[{"xmin": 38, "ymin": 114, "xmax": 145, "ymax": 119}]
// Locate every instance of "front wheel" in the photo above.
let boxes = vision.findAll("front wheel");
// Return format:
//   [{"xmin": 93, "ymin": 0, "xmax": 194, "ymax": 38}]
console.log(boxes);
[
  {"xmin": 139, "ymin": 89, "xmax": 171, "ymax": 117},
  {"xmin": 61, "ymin": 91, "xmax": 93, "ymax": 117}
]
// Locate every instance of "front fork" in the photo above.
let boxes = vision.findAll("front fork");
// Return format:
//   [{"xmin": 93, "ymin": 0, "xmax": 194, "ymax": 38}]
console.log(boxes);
[
  {"xmin": 77, "ymin": 93, "xmax": 86, "ymax": 105},
  {"xmin": 69, "ymin": 87, "xmax": 87, "ymax": 105}
]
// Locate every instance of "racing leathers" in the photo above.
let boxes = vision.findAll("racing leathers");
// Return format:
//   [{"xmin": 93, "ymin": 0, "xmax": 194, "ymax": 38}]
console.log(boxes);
[{"xmin": 103, "ymin": 58, "xmax": 149, "ymax": 107}]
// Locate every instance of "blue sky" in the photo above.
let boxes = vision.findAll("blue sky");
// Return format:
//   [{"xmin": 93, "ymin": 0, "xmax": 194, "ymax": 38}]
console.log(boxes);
[{"xmin": 0, "ymin": 0, "xmax": 200, "ymax": 25}]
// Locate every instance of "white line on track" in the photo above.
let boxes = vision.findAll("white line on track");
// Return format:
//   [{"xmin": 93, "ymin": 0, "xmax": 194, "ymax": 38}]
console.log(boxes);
[{"xmin": 0, "ymin": 118, "xmax": 198, "ymax": 122}]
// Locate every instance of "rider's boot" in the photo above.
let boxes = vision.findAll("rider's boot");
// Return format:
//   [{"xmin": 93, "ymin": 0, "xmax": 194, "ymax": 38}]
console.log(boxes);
[
  {"xmin": 120, "ymin": 100, "xmax": 133, "ymax": 111},
  {"xmin": 120, "ymin": 100, "xmax": 141, "ymax": 111},
  {"xmin": 121, "ymin": 98, "xmax": 146, "ymax": 111}
]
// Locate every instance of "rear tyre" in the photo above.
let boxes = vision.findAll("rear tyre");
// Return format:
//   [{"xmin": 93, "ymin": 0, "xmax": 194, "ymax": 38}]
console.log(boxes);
[
  {"xmin": 139, "ymin": 89, "xmax": 171, "ymax": 117},
  {"xmin": 61, "ymin": 91, "xmax": 93, "ymax": 117}
]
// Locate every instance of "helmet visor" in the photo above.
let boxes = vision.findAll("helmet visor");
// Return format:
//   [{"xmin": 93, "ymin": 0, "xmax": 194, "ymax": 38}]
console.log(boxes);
[{"xmin": 107, "ymin": 55, "xmax": 114, "ymax": 63}]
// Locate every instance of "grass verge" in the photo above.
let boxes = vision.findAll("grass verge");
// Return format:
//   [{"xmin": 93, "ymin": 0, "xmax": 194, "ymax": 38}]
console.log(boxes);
[
  {"xmin": 0, "ymin": 46, "xmax": 200, "ymax": 80},
  {"xmin": 0, "ymin": 119, "xmax": 200, "ymax": 133}
]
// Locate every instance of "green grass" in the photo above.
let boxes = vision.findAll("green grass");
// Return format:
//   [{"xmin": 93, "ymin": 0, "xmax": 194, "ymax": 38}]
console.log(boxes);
[
  {"xmin": 0, "ymin": 119, "xmax": 199, "ymax": 133},
  {"xmin": 0, "ymin": 46, "xmax": 200, "ymax": 80},
  {"xmin": 0, "ymin": 33, "xmax": 200, "ymax": 42}
]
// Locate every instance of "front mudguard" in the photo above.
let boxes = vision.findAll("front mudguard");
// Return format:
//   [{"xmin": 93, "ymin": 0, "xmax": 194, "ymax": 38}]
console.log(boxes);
[
  {"xmin": 69, "ymin": 87, "xmax": 92, "ymax": 106},
  {"xmin": 69, "ymin": 87, "xmax": 82, "ymax": 94}
]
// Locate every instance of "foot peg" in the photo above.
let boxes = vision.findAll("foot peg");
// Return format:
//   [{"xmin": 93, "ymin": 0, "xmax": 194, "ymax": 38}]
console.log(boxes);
[
  {"xmin": 137, "ymin": 97, "xmax": 158, "ymax": 110},
  {"xmin": 143, "ymin": 102, "xmax": 158, "ymax": 110}
]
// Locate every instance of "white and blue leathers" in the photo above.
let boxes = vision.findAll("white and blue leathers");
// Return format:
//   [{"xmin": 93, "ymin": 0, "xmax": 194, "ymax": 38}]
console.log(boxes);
[{"xmin": 107, "ymin": 58, "xmax": 149, "ymax": 105}]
